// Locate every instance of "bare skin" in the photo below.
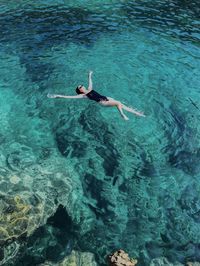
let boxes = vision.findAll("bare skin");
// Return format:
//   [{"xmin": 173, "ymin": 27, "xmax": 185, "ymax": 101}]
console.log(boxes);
[{"xmin": 47, "ymin": 71, "xmax": 145, "ymax": 120}]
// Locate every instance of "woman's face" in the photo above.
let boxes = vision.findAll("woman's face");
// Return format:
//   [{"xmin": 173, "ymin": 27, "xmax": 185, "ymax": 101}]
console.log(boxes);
[{"xmin": 79, "ymin": 85, "xmax": 86, "ymax": 94}]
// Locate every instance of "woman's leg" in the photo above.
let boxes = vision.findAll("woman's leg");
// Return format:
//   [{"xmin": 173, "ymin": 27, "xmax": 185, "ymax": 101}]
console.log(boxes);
[
  {"xmin": 100, "ymin": 99, "xmax": 129, "ymax": 120},
  {"xmin": 121, "ymin": 105, "xmax": 145, "ymax": 117},
  {"xmin": 106, "ymin": 97, "xmax": 145, "ymax": 117}
]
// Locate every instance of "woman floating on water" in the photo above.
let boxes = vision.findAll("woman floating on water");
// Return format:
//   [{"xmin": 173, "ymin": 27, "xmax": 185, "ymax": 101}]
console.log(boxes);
[{"xmin": 47, "ymin": 71, "xmax": 145, "ymax": 120}]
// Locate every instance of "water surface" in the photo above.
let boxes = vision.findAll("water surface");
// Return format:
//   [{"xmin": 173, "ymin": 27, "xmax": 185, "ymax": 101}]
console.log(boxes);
[{"xmin": 0, "ymin": 0, "xmax": 200, "ymax": 265}]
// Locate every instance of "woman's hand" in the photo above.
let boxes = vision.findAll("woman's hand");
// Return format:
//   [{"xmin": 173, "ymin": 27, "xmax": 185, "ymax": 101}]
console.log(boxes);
[
  {"xmin": 47, "ymin": 93, "xmax": 58, "ymax": 98},
  {"xmin": 89, "ymin": 70, "xmax": 93, "ymax": 76}
]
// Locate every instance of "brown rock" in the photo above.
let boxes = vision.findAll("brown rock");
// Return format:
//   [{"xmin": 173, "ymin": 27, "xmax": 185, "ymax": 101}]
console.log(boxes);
[{"xmin": 108, "ymin": 249, "xmax": 137, "ymax": 266}]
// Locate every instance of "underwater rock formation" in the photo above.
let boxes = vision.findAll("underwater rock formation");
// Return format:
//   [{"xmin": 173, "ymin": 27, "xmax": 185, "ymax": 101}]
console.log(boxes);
[
  {"xmin": 108, "ymin": 249, "xmax": 137, "ymax": 266},
  {"xmin": 39, "ymin": 250, "xmax": 97, "ymax": 266},
  {"xmin": 0, "ymin": 152, "xmax": 95, "ymax": 265},
  {"xmin": 150, "ymin": 257, "xmax": 183, "ymax": 266},
  {"xmin": 0, "ymin": 192, "xmax": 55, "ymax": 243},
  {"xmin": 0, "ymin": 192, "xmax": 53, "ymax": 265}
]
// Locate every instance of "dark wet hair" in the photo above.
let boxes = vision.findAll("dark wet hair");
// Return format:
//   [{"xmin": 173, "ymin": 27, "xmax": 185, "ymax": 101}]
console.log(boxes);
[{"xmin": 76, "ymin": 85, "xmax": 84, "ymax": 94}]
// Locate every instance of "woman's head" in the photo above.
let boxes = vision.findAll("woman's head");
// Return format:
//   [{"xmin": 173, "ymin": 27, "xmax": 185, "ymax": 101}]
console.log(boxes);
[{"xmin": 76, "ymin": 85, "xmax": 86, "ymax": 94}]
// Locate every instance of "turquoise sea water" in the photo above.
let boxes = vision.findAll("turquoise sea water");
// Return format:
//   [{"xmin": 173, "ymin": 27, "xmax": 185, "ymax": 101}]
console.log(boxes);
[{"xmin": 0, "ymin": 0, "xmax": 200, "ymax": 265}]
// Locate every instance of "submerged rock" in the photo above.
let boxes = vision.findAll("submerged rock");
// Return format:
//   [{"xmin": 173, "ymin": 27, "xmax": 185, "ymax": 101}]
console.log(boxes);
[
  {"xmin": 40, "ymin": 250, "xmax": 97, "ymax": 266},
  {"xmin": 0, "ymin": 193, "xmax": 45, "ymax": 244},
  {"xmin": 0, "ymin": 192, "xmax": 54, "ymax": 265},
  {"xmin": 150, "ymin": 257, "xmax": 183, "ymax": 266},
  {"xmin": 108, "ymin": 249, "xmax": 137, "ymax": 266}
]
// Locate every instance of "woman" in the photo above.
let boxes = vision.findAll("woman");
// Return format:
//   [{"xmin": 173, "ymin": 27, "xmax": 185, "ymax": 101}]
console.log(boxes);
[{"xmin": 47, "ymin": 71, "xmax": 145, "ymax": 120}]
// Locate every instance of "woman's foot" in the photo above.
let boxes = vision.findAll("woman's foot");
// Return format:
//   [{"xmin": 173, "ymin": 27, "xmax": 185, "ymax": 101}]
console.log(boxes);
[
  {"xmin": 135, "ymin": 111, "xmax": 145, "ymax": 117},
  {"xmin": 123, "ymin": 114, "xmax": 129, "ymax": 120}
]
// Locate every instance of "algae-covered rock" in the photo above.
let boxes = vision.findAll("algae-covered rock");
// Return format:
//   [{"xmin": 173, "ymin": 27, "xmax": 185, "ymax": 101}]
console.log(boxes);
[
  {"xmin": 0, "ymin": 242, "xmax": 20, "ymax": 266},
  {"xmin": 0, "ymin": 193, "xmax": 42, "ymax": 244},
  {"xmin": 40, "ymin": 250, "xmax": 97, "ymax": 266},
  {"xmin": 186, "ymin": 263, "xmax": 200, "ymax": 266},
  {"xmin": 0, "ymin": 192, "xmax": 53, "ymax": 265},
  {"xmin": 108, "ymin": 249, "xmax": 137, "ymax": 266},
  {"xmin": 0, "ymin": 149, "xmax": 95, "ymax": 265}
]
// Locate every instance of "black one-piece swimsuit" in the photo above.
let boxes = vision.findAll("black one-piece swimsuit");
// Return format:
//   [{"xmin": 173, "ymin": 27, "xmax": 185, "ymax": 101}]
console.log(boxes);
[{"xmin": 86, "ymin": 90, "xmax": 109, "ymax": 102}]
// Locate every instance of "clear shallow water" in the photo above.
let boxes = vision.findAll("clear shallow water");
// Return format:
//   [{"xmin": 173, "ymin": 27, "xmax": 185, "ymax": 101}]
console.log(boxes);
[{"xmin": 0, "ymin": 0, "xmax": 200, "ymax": 265}]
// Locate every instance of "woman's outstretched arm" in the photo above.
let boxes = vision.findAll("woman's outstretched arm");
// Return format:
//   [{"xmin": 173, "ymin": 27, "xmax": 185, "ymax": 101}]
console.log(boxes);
[
  {"xmin": 87, "ymin": 71, "xmax": 93, "ymax": 92},
  {"xmin": 47, "ymin": 93, "xmax": 87, "ymax": 99}
]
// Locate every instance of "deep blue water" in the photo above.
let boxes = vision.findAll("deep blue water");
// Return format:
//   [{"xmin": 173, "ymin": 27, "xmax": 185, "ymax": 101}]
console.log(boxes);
[{"xmin": 0, "ymin": 0, "xmax": 200, "ymax": 265}]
